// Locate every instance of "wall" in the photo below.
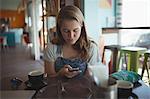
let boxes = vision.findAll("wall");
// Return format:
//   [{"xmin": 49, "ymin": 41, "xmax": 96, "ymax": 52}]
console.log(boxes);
[
  {"xmin": 0, "ymin": 10, "xmax": 25, "ymax": 28},
  {"xmin": 84, "ymin": 0, "xmax": 115, "ymax": 43},
  {"xmin": 0, "ymin": 0, "xmax": 20, "ymax": 10}
]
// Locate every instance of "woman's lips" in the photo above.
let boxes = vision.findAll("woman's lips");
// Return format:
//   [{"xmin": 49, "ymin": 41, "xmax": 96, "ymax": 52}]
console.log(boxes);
[{"xmin": 67, "ymin": 39, "xmax": 73, "ymax": 41}]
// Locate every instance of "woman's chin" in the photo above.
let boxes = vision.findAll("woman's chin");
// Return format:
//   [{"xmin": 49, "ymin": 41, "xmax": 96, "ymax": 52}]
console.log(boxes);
[{"xmin": 66, "ymin": 41, "xmax": 76, "ymax": 45}]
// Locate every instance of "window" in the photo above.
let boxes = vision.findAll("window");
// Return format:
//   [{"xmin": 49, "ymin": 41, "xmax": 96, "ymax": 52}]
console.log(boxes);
[
  {"xmin": 116, "ymin": 0, "xmax": 150, "ymax": 27},
  {"xmin": 115, "ymin": 0, "xmax": 150, "ymax": 47}
]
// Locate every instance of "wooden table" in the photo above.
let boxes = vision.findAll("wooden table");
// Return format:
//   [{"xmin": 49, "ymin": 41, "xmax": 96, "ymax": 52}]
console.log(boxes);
[
  {"xmin": 33, "ymin": 76, "xmax": 150, "ymax": 99},
  {"xmin": 1, "ymin": 76, "xmax": 150, "ymax": 99},
  {"xmin": 1, "ymin": 90, "xmax": 36, "ymax": 99}
]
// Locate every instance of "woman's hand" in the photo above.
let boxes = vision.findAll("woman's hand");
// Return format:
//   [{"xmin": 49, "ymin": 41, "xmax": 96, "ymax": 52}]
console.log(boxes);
[{"xmin": 58, "ymin": 65, "xmax": 81, "ymax": 78}]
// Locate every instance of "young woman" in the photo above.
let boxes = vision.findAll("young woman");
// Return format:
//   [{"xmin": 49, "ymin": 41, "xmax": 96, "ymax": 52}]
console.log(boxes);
[{"xmin": 44, "ymin": 5, "xmax": 101, "ymax": 78}]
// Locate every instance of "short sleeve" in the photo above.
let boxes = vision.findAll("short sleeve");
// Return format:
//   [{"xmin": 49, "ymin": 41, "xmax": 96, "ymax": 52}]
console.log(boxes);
[
  {"xmin": 43, "ymin": 43, "xmax": 58, "ymax": 62},
  {"xmin": 88, "ymin": 42, "xmax": 101, "ymax": 65}
]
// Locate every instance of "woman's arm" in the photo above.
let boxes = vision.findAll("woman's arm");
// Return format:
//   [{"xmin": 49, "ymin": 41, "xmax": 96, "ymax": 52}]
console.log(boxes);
[{"xmin": 44, "ymin": 60, "xmax": 57, "ymax": 77}]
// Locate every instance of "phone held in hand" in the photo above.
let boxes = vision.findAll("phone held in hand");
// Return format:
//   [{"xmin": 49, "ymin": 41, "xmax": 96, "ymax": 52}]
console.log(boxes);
[{"xmin": 68, "ymin": 68, "xmax": 79, "ymax": 72}]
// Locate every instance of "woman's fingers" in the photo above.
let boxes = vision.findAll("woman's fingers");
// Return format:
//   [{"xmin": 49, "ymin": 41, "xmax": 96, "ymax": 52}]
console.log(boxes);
[
  {"xmin": 60, "ymin": 65, "xmax": 82, "ymax": 78},
  {"xmin": 64, "ymin": 65, "xmax": 72, "ymax": 71},
  {"xmin": 65, "ymin": 70, "xmax": 81, "ymax": 78}
]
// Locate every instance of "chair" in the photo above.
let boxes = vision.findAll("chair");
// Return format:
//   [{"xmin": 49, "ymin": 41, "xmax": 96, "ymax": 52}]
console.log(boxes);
[
  {"xmin": 102, "ymin": 45, "xmax": 122, "ymax": 74},
  {"xmin": 117, "ymin": 46, "xmax": 147, "ymax": 73},
  {"xmin": 141, "ymin": 50, "xmax": 150, "ymax": 84}
]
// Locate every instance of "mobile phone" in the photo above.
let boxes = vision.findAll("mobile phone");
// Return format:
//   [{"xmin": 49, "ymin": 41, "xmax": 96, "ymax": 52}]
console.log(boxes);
[{"xmin": 68, "ymin": 68, "xmax": 79, "ymax": 72}]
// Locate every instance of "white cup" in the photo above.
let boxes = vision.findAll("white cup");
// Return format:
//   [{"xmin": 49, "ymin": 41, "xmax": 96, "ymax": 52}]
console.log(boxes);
[{"xmin": 88, "ymin": 63, "xmax": 109, "ymax": 87}]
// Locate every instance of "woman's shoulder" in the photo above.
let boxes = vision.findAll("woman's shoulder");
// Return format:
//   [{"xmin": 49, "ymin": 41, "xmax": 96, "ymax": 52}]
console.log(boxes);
[
  {"xmin": 88, "ymin": 40, "xmax": 99, "ymax": 57},
  {"xmin": 89, "ymin": 40, "xmax": 98, "ymax": 49},
  {"xmin": 46, "ymin": 42, "xmax": 57, "ymax": 50},
  {"xmin": 87, "ymin": 39, "xmax": 101, "ymax": 64},
  {"xmin": 44, "ymin": 42, "xmax": 62, "ymax": 61},
  {"xmin": 45, "ymin": 42, "xmax": 61, "ymax": 53}
]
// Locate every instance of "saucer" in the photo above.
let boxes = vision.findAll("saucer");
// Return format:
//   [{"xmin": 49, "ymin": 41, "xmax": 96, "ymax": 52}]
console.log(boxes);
[{"xmin": 25, "ymin": 80, "xmax": 47, "ymax": 90}]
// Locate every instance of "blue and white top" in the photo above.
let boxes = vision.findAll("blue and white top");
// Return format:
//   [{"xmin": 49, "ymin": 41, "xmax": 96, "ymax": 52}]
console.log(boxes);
[
  {"xmin": 44, "ymin": 41, "xmax": 101, "ymax": 64},
  {"xmin": 43, "ymin": 41, "xmax": 101, "ymax": 76}
]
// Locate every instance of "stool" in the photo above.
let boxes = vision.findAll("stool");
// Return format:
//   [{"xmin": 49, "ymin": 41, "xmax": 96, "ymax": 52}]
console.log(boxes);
[
  {"xmin": 102, "ymin": 45, "xmax": 122, "ymax": 74},
  {"xmin": 141, "ymin": 50, "xmax": 150, "ymax": 84},
  {"xmin": 117, "ymin": 46, "xmax": 147, "ymax": 73}
]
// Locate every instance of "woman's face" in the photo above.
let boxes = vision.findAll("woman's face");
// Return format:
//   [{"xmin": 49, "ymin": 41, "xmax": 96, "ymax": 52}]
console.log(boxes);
[{"xmin": 60, "ymin": 19, "xmax": 82, "ymax": 45}]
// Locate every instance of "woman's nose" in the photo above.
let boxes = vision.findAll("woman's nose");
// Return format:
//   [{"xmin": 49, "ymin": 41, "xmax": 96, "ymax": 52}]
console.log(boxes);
[{"xmin": 68, "ymin": 32, "xmax": 74, "ymax": 38}]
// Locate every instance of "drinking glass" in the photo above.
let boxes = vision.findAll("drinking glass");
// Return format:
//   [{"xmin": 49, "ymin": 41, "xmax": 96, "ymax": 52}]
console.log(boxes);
[{"xmin": 88, "ymin": 63, "xmax": 109, "ymax": 87}]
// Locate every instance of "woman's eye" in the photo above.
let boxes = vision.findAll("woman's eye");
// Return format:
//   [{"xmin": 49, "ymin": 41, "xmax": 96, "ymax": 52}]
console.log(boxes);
[
  {"xmin": 74, "ymin": 29, "xmax": 79, "ymax": 33},
  {"xmin": 63, "ymin": 29, "xmax": 69, "ymax": 33}
]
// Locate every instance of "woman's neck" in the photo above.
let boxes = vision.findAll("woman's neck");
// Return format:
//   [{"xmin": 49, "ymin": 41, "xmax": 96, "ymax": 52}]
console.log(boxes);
[
  {"xmin": 62, "ymin": 44, "xmax": 79, "ymax": 59},
  {"xmin": 63, "ymin": 44, "xmax": 73, "ymax": 48}
]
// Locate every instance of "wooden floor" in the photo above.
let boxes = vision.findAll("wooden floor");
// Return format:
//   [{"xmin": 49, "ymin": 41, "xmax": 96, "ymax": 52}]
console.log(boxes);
[{"xmin": 0, "ymin": 44, "xmax": 44, "ymax": 90}]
